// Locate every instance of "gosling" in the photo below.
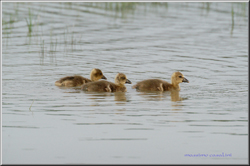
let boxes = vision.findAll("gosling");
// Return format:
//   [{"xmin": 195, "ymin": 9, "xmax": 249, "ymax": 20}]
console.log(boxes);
[
  {"xmin": 55, "ymin": 68, "xmax": 106, "ymax": 87},
  {"xmin": 132, "ymin": 71, "xmax": 189, "ymax": 91},
  {"xmin": 81, "ymin": 73, "xmax": 132, "ymax": 92}
]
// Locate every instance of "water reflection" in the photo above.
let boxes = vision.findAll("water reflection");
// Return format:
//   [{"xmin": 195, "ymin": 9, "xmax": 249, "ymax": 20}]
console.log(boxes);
[
  {"xmin": 84, "ymin": 2, "xmax": 169, "ymax": 18},
  {"xmin": 114, "ymin": 92, "xmax": 127, "ymax": 102},
  {"xmin": 170, "ymin": 90, "xmax": 184, "ymax": 102},
  {"xmin": 137, "ymin": 91, "xmax": 168, "ymax": 101},
  {"xmin": 56, "ymin": 86, "xmax": 129, "ymax": 102},
  {"xmin": 83, "ymin": 91, "xmax": 128, "ymax": 102},
  {"xmin": 56, "ymin": 86, "xmax": 82, "ymax": 93},
  {"xmin": 171, "ymin": 91, "xmax": 184, "ymax": 111},
  {"xmin": 84, "ymin": 91, "xmax": 112, "ymax": 97},
  {"xmin": 136, "ymin": 90, "xmax": 186, "ymax": 102},
  {"xmin": 2, "ymin": 2, "xmax": 248, "ymax": 164}
]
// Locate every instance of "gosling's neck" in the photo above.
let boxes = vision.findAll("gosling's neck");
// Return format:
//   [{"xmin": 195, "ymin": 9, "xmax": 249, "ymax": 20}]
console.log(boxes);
[
  {"xmin": 171, "ymin": 78, "xmax": 180, "ymax": 90},
  {"xmin": 115, "ymin": 80, "xmax": 125, "ymax": 87},
  {"xmin": 90, "ymin": 72, "xmax": 96, "ymax": 81}
]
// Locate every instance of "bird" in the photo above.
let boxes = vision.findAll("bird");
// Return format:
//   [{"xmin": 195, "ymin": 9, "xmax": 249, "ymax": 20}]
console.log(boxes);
[
  {"xmin": 55, "ymin": 68, "xmax": 106, "ymax": 87},
  {"xmin": 132, "ymin": 71, "xmax": 189, "ymax": 91},
  {"xmin": 81, "ymin": 73, "xmax": 131, "ymax": 92}
]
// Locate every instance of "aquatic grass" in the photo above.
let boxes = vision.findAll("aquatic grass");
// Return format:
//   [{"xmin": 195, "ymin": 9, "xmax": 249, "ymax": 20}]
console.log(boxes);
[
  {"xmin": 25, "ymin": 8, "xmax": 33, "ymax": 33},
  {"xmin": 81, "ymin": 2, "xmax": 169, "ymax": 19},
  {"xmin": 64, "ymin": 28, "xmax": 68, "ymax": 45},
  {"xmin": 14, "ymin": 2, "xmax": 19, "ymax": 15},
  {"xmin": 70, "ymin": 31, "xmax": 77, "ymax": 51},
  {"xmin": 230, "ymin": 5, "xmax": 234, "ymax": 36},
  {"xmin": 54, "ymin": 38, "xmax": 58, "ymax": 62},
  {"xmin": 199, "ymin": 2, "xmax": 211, "ymax": 16},
  {"xmin": 240, "ymin": 2, "xmax": 246, "ymax": 17},
  {"xmin": 206, "ymin": 2, "xmax": 210, "ymax": 13},
  {"xmin": 29, "ymin": 100, "xmax": 34, "ymax": 117},
  {"xmin": 98, "ymin": 2, "xmax": 138, "ymax": 11},
  {"xmin": 29, "ymin": 100, "xmax": 34, "ymax": 111},
  {"xmin": 38, "ymin": 32, "xmax": 58, "ymax": 65},
  {"xmin": 2, "ymin": 14, "xmax": 16, "ymax": 47},
  {"xmin": 49, "ymin": 30, "xmax": 58, "ymax": 54},
  {"xmin": 39, "ymin": 39, "xmax": 46, "ymax": 65},
  {"xmin": 25, "ymin": 8, "xmax": 39, "ymax": 34},
  {"xmin": 63, "ymin": 29, "xmax": 69, "ymax": 55},
  {"xmin": 232, "ymin": 2, "xmax": 247, "ymax": 17},
  {"xmin": 48, "ymin": 30, "xmax": 58, "ymax": 63},
  {"xmin": 62, "ymin": 26, "xmax": 83, "ymax": 53},
  {"xmin": 63, "ymin": 2, "xmax": 73, "ymax": 9},
  {"xmin": 231, "ymin": 6, "xmax": 234, "ymax": 25},
  {"xmin": 2, "ymin": 14, "xmax": 15, "ymax": 33}
]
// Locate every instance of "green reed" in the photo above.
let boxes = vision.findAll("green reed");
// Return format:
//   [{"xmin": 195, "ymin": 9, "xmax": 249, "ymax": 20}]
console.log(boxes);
[
  {"xmin": 237, "ymin": 2, "xmax": 247, "ymax": 17},
  {"xmin": 25, "ymin": 8, "xmax": 40, "ymax": 34},
  {"xmin": 2, "ymin": 14, "xmax": 15, "ymax": 33},
  {"xmin": 2, "ymin": 14, "xmax": 16, "ymax": 47},
  {"xmin": 62, "ymin": 26, "xmax": 82, "ymax": 52},
  {"xmin": 39, "ymin": 39, "xmax": 45, "ymax": 65},
  {"xmin": 49, "ymin": 30, "xmax": 58, "ymax": 54},
  {"xmin": 231, "ymin": 5, "xmax": 234, "ymax": 36},
  {"xmin": 25, "ymin": 8, "xmax": 33, "ymax": 33},
  {"xmin": 29, "ymin": 100, "xmax": 34, "ymax": 111}
]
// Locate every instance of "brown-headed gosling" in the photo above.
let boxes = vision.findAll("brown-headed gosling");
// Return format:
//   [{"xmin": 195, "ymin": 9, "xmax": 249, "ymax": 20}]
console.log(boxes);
[
  {"xmin": 81, "ymin": 73, "xmax": 132, "ymax": 92},
  {"xmin": 132, "ymin": 71, "xmax": 189, "ymax": 91},
  {"xmin": 55, "ymin": 68, "xmax": 107, "ymax": 87}
]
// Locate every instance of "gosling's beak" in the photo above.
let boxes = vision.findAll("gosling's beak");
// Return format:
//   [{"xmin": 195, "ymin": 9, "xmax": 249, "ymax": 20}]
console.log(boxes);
[
  {"xmin": 102, "ymin": 75, "xmax": 107, "ymax": 80},
  {"xmin": 182, "ymin": 77, "xmax": 189, "ymax": 83},
  {"xmin": 125, "ymin": 79, "xmax": 132, "ymax": 84}
]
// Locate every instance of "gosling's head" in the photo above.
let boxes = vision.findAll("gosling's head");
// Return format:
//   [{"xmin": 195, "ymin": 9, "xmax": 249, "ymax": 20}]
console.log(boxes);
[
  {"xmin": 90, "ymin": 68, "xmax": 107, "ymax": 81},
  {"xmin": 114, "ymin": 73, "xmax": 132, "ymax": 85},
  {"xmin": 171, "ymin": 71, "xmax": 189, "ymax": 85}
]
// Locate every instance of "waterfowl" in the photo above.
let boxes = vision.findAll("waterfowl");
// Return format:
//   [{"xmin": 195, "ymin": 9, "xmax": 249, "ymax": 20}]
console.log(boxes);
[
  {"xmin": 81, "ymin": 73, "xmax": 132, "ymax": 92},
  {"xmin": 132, "ymin": 71, "xmax": 189, "ymax": 91},
  {"xmin": 55, "ymin": 68, "xmax": 106, "ymax": 87}
]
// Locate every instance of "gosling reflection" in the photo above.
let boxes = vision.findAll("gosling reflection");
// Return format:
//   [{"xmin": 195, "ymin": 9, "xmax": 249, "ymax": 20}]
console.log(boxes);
[
  {"xmin": 170, "ymin": 90, "xmax": 182, "ymax": 102},
  {"xmin": 83, "ymin": 91, "xmax": 128, "ymax": 102},
  {"xmin": 114, "ymin": 92, "xmax": 127, "ymax": 101},
  {"xmin": 56, "ymin": 86, "xmax": 82, "ymax": 93},
  {"xmin": 137, "ymin": 91, "xmax": 168, "ymax": 101},
  {"xmin": 83, "ymin": 91, "xmax": 112, "ymax": 97},
  {"xmin": 170, "ymin": 90, "xmax": 184, "ymax": 111},
  {"xmin": 137, "ymin": 90, "xmax": 185, "ymax": 102}
]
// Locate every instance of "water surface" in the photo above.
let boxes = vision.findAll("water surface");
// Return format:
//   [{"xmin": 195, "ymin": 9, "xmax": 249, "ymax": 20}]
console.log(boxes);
[{"xmin": 2, "ymin": 2, "xmax": 248, "ymax": 164}]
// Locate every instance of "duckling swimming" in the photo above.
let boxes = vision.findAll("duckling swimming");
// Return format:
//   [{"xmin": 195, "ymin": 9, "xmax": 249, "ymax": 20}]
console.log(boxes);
[
  {"xmin": 132, "ymin": 71, "xmax": 189, "ymax": 91},
  {"xmin": 55, "ymin": 68, "xmax": 107, "ymax": 87},
  {"xmin": 81, "ymin": 73, "xmax": 132, "ymax": 92}
]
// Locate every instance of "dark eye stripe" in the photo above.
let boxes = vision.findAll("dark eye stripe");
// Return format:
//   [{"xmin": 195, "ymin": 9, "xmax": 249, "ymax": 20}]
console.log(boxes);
[{"xmin": 179, "ymin": 76, "xmax": 182, "ymax": 78}]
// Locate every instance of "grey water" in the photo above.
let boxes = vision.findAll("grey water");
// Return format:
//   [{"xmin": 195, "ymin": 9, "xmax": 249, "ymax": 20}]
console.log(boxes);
[{"xmin": 1, "ymin": 2, "xmax": 248, "ymax": 164}]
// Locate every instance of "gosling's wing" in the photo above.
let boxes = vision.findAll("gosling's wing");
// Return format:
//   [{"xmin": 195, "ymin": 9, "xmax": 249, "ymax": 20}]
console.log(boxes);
[
  {"xmin": 57, "ymin": 76, "xmax": 75, "ymax": 83},
  {"xmin": 81, "ymin": 81, "xmax": 112, "ymax": 92},
  {"xmin": 133, "ymin": 79, "xmax": 166, "ymax": 91}
]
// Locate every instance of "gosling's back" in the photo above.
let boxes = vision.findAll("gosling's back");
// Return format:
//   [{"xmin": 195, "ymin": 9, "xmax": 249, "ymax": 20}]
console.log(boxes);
[
  {"xmin": 55, "ymin": 76, "xmax": 91, "ymax": 87},
  {"xmin": 132, "ymin": 72, "xmax": 189, "ymax": 91},
  {"xmin": 132, "ymin": 79, "xmax": 171, "ymax": 91},
  {"xmin": 55, "ymin": 68, "xmax": 106, "ymax": 87},
  {"xmin": 81, "ymin": 80, "xmax": 127, "ymax": 92},
  {"xmin": 81, "ymin": 73, "xmax": 131, "ymax": 92}
]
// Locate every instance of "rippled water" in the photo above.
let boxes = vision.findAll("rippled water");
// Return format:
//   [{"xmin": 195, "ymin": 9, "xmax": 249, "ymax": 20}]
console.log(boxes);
[{"xmin": 2, "ymin": 2, "xmax": 248, "ymax": 164}]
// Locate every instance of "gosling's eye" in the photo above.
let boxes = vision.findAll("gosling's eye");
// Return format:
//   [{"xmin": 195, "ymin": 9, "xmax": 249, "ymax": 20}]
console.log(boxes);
[
  {"xmin": 100, "ymin": 73, "xmax": 103, "ymax": 75},
  {"xmin": 179, "ymin": 76, "xmax": 182, "ymax": 78},
  {"xmin": 121, "ymin": 77, "xmax": 125, "ymax": 80}
]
